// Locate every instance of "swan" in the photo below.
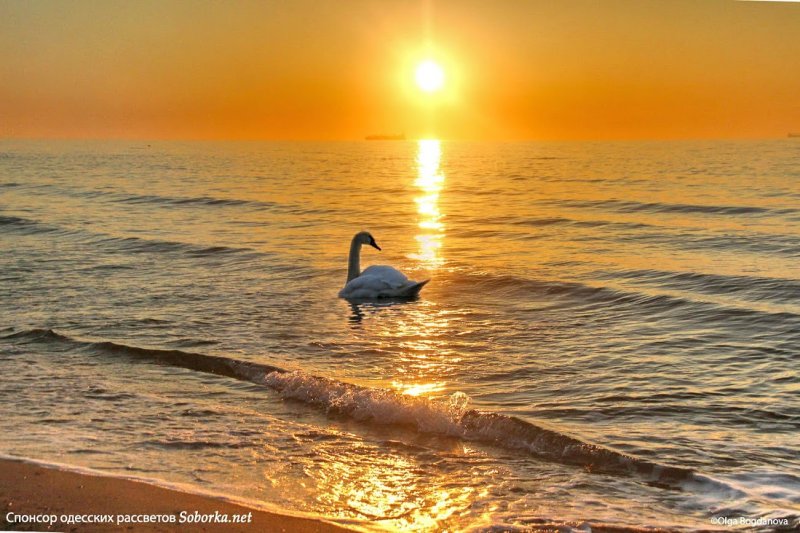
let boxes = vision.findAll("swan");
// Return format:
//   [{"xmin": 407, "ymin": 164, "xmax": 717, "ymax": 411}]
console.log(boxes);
[{"xmin": 338, "ymin": 231, "xmax": 429, "ymax": 299}]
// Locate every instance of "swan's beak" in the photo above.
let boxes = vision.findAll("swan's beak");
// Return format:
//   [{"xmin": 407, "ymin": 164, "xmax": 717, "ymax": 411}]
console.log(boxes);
[{"xmin": 369, "ymin": 238, "xmax": 381, "ymax": 251}]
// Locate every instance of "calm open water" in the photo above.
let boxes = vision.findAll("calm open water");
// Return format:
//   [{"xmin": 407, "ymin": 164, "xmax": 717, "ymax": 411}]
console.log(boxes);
[{"xmin": 1, "ymin": 140, "xmax": 798, "ymax": 531}]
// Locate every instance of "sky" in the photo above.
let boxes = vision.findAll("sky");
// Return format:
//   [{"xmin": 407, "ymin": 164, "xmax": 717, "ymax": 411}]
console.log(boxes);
[{"xmin": 1, "ymin": 0, "xmax": 799, "ymax": 140}]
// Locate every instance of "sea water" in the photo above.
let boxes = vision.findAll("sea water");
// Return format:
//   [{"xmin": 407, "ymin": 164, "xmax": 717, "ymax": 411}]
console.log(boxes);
[{"xmin": 1, "ymin": 139, "xmax": 798, "ymax": 531}]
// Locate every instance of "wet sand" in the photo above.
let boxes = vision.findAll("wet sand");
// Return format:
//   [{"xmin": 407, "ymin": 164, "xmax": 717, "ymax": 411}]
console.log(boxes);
[{"xmin": 0, "ymin": 458, "xmax": 353, "ymax": 532}]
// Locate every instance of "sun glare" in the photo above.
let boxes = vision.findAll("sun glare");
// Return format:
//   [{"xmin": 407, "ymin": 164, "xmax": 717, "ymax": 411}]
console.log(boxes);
[{"xmin": 415, "ymin": 60, "xmax": 445, "ymax": 93}]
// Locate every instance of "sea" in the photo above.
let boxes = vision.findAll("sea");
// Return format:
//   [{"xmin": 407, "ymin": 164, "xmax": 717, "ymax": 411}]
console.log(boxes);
[{"xmin": 1, "ymin": 139, "xmax": 798, "ymax": 532}]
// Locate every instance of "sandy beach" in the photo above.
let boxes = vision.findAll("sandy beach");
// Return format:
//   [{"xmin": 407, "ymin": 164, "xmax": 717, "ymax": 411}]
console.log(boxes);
[{"xmin": 0, "ymin": 458, "xmax": 352, "ymax": 533}]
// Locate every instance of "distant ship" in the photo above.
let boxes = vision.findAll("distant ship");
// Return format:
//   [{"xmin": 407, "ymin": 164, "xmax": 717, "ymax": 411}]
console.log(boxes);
[
  {"xmin": 365, "ymin": 133, "xmax": 406, "ymax": 141},
  {"xmin": 789, "ymin": 133, "xmax": 800, "ymax": 138}
]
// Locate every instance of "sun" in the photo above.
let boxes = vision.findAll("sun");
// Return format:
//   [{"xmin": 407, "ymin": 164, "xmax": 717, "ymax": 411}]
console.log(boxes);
[{"xmin": 415, "ymin": 60, "xmax": 445, "ymax": 93}]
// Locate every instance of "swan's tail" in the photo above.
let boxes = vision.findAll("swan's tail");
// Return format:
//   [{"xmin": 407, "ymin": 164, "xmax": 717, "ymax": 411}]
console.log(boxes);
[{"xmin": 399, "ymin": 279, "xmax": 429, "ymax": 299}]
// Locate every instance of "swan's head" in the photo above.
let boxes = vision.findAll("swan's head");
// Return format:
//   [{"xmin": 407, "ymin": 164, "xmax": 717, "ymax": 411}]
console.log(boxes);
[{"xmin": 354, "ymin": 231, "xmax": 381, "ymax": 251}]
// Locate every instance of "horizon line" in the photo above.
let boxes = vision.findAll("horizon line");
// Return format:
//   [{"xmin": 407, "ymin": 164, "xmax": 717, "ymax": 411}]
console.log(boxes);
[{"xmin": 0, "ymin": 134, "xmax": 795, "ymax": 144}]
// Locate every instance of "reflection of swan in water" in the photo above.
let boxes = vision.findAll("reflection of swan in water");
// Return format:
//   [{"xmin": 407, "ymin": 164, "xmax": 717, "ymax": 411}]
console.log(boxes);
[
  {"xmin": 346, "ymin": 300, "xmax": 399, "ymax": 324},
  {"xmin": 347, "ymin": 301, "xmax": 366, "ymax": 324},
  {"xmin": 338, "ymin": 231, "xmax": 429, "ymax": 300}
]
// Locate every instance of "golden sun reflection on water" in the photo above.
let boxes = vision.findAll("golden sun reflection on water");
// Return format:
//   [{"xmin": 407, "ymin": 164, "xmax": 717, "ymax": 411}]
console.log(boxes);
[
  {"xmin": 310, "ymin": 441, "xmax": 486, "ymax": 531},
  {"xmin": 379, "ymin": 140, "xmax": 452, "ymax": 400},
  {"xmin": 381, "ymin": 304, "xmax": 463, "ymax": 402},
  {"xmin": 392, "ymin": 381, "xmax": 446, "ymax": 397},
  {"xmin": 411, "ymin": 139, "xmax": 445, "ymax": 267}
]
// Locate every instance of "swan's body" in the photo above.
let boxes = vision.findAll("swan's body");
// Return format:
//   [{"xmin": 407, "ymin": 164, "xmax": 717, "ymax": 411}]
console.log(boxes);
[
  {"xmin": 338, "ymin": 232, "xmax": 429, "ymax": 300},
  {"xmin": 340, "ymin": 265, "xmax": 428, "ymax": 300}
]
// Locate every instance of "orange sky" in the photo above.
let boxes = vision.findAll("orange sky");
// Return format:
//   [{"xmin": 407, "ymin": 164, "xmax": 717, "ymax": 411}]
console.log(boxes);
[{"xmin": 1, "ymin": 0, "xmax": 799, "ymax": 140}]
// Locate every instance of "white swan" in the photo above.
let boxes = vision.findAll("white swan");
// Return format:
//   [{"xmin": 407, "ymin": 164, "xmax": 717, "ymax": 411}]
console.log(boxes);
[{"xmin": 338, "ymin": 231, "xmax": 429, "ymax": 299}]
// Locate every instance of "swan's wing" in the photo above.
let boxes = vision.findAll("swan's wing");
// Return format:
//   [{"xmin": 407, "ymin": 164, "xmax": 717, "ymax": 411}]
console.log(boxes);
[
  {"xmin": 360, "ymin": 265, "xmax": 409, "ymax": 287},
  {"xmin": 391, "ymin": 279, "xmax": 429, "ymax": 299},
  {"xmin": 339, "ymin": 274, "xmax": 398, "ymax": 299}
]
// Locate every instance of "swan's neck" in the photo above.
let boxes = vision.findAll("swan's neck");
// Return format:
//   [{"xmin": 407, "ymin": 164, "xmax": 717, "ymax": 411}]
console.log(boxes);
[{"xmin": 347, "ymin": 238, "xmax": 361, "ymax": 283}]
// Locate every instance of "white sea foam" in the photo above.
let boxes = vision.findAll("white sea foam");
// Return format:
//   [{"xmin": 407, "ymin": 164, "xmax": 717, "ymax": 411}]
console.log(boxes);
[{"xmin": 262, "ymin": 370, "xmax": 470, "ymax": 435}]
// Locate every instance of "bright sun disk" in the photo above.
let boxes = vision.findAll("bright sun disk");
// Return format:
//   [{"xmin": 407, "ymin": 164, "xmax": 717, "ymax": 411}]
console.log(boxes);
[{"xmin": 415, "ymin": 60, "xmax": 445, "ymax": 93}]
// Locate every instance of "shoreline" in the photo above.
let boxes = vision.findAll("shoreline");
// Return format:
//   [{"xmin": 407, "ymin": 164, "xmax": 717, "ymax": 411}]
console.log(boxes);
[
  {"xmin": 0, "ymin": 459, "xmax": 717, "ymax": 533},
  {"xmin": 0, "ymin": 457, "xmax": 355, "ymax": 532}
]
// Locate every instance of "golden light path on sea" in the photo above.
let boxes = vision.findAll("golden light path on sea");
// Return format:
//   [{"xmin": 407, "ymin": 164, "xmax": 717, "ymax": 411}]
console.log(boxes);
[
  {"xmin": 411, "ymin": 139, "xmax": 445, "ymax": 267},
  {"xmin": 389, "ymin": 138, "xmax": 451, "ymax": 399}
]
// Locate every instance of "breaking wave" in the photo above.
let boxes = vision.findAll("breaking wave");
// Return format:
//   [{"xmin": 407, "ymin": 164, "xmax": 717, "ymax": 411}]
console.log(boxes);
[{"xmin": 2, "ymin": 327, "xmax": 742, "ymax": 497}]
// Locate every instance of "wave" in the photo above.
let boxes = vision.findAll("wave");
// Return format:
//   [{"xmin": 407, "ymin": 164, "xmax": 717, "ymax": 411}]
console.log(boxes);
[
  {"xmin": 1, "ymin": 327, "xmax": 742, "ymax": 496},
  {"xmin": 501, "ymin": 216, "xmax": 577, "ymax": 227},
  {"xmin": 552, "ymin": 198, "xmax": 798, "ymax": 217},
  {"xmin": 14, "ymin": 183, "xmax": 271, "ymax": 210},
  {"xmin": 533, "ymin": 403, "xmax": 800, "ymax": 432},
  {"xmin": 480, "ymin": 214, "xmax": 651, "ymax": 232},
  {"xmin": 88, "ymin": 235, "xmax": 251, "ymax": 258},
  {"xmin": 0, "ymin": 214, "xmax": 258, "ymax": 259},
  {"xmin": 605, "ymin": 268, "xmax": 800, "ymax": 306},
  {"xmin": 262, "ymin": 372, "xmax": 749, "ymax": 497},
  {"xmin": 0, "ymin": 215, "xmax": 59, "ymax": 235},
  {"xmin": 460, "ymin": 216, "xmax": 800, "ymax": 258},
  {"xmin": 618, "ymin": 229, "xmax": 800, "ymax": 258},
  {"xmin": 3, "ymin": 327, "xmax": 72, "ymax": 343},
  {"xmin": 112, "ymin": 193, "xmax": 260, "ymax": 208},
  {"xmin": 3, "ymin": 328, "xmax": 283, "ymax": 384},
  {"xmin": 447, "ymin": 271, "xmax": 800, "ymax": 335},
  {"xmin": 13, "ymin": 183, "xmax": 342, "ymax": 217},
  {"xmin": 465, "ymin": 214, "xmax": 800, "ymax": 257}
]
